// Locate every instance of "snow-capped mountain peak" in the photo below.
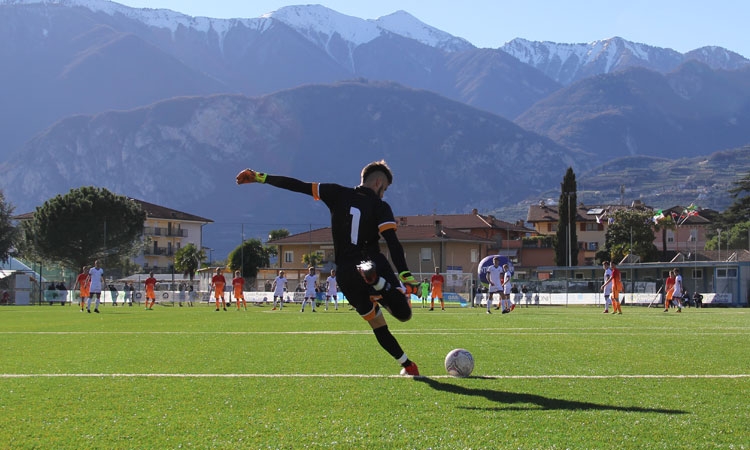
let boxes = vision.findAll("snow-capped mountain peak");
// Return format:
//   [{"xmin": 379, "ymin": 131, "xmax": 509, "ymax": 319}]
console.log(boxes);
[
  {"xmin": 372, "ymin": 10, "xmax": 473, "ymax": 52},
  {"xmin": 502, "ymin": 37, "xmax": 685, "ymax": 85},
  {"xmin": 1, "ymin": 0, "xmax": 267, "ymax": 36},
  {"xmin": 263, "ymin": 4, "xmax": 382, "ymax": 47}
]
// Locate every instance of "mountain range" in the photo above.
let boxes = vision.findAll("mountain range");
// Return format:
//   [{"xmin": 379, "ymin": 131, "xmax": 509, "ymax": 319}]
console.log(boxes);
[{"xmin": 1, "ymin": 0, "xmax": 749, "ymax": 256}]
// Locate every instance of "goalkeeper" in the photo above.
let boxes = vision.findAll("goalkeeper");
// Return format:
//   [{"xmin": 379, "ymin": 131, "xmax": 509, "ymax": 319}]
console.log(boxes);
[{"xmin": 236, "ymin": 160, "xmax": 420, "ymax": 376}]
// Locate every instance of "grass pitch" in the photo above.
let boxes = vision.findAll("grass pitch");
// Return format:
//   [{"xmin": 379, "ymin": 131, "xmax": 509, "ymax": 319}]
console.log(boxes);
[{"xmin": 1, "ymin": 303, "xmax": 748, "ymax": 449}]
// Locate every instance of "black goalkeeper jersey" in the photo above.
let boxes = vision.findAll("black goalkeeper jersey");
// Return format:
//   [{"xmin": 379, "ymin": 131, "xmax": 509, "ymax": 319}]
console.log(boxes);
[
  {"xmin": 264, "ymin": 175, "xmax": 408, "ymax": 273},
  {"xmin": 317, "ymin": 183, "xmax": 394, "ymax": 264}
]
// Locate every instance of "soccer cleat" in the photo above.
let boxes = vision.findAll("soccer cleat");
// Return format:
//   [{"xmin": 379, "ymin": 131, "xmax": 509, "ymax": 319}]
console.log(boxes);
[
  {"xmin": 486, "ymin": 310, "xmax": 492, "ymax": 314},
  {"xmin": 400, "ymin": 361, "xmax": 420, "ymax": 376},
  {"xmin": 603, "ymin": 310, "xmax": 609, "ymax": 313},
  {"xmin": 94, "ymin": 309, "xmax": 99, "ymax": 313},
  {"xmin": 428, "ymin": 308, "xmax": 434, "ymax": 311},
  {"xmin": 510, "ymin": 304, "xmax": 516, "ymax": 311},
  {"xmin": 215, "ymin": 308, "xmax": 219, "ymax": 311},
  {"xmin": 271, "ymin": 307, "xmax": 277, "ymax": 311}
]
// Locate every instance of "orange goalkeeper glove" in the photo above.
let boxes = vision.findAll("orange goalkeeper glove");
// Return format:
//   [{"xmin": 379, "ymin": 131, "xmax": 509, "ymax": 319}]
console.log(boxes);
[
  {"xmin": 399, "ymin": 271, "xmax": 420, "ymax": 296},
  {"xmin": 236, "ymin": 168, "xmax": 267, "ymax": 184}
]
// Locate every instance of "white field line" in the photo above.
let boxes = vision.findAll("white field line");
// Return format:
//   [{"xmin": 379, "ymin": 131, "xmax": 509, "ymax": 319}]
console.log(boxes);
[
  {"xmin": 1, "ymin": 327, "xmax": 748, "ymax": 336},
  {"xmin": 1, "ymin": 373, "xmax": 749, "ymax": 379}
]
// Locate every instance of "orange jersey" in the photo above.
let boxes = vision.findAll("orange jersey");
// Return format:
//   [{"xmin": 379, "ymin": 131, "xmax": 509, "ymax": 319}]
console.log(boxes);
[
  {"xmin": 611, "ymin": 268, "xmax": 623, "ymax": 296},
  {"xmin": 77, "ymin": 273, "xmax": 90, "ymax": 297},
  {"xmin": 212, "ymin": 275, "xmax": 226, "ymax": 297},
  {"xmin": 430, "ymin": 274, "xmax": 444, "ymax": 298},
  {"xmin": 232, "ymin": 277, "xmax": 244, "ymax": 298},
  {"xmin": 144, "ymin": 277, "xmax": 157, "ymax": 299}
]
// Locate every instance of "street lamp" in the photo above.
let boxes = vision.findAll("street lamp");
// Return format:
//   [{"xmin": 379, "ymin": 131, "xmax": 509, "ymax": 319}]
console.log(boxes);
[
  {"xmin": 563, "ymin": 191, "xmax": 574, "ymax": 308},
  {"xmin": 203, "ymin": 247, "xmax": 213, "ymax": 267},
  {"xmin": 689, "ymin": 234, "xmax": 698, "ymax": 293}
]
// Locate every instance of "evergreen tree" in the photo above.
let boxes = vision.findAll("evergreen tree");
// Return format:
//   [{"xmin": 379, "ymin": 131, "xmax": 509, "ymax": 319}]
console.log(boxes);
[
  {"xmin": 0, "ymin": 191, "xmax": 19, "ymax": 263},
  {"xmin": 21, "ymin": 187, "xmax": 145, "ymax": 270},
  {"xmin": 555, "ymin": 168, "xmax": 579, "ymax": 266},
  {"xmin": 227, "ymin": 238, "xmax": 272, "ymax": 278}
]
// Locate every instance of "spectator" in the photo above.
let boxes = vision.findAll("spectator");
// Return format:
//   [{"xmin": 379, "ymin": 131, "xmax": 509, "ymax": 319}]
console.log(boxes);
[
  {"xmin": 109, "ymin": 283, "xmax": 119, "ymax": 306},
  {"xmin": 693, "ymin": 292, "xmax": 703, "ymax": 308}
]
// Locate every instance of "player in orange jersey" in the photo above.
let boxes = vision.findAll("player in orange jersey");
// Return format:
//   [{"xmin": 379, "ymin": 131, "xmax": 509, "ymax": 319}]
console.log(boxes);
[
  {"xmin": 663, "ymin": 269, "xmax": 676, "ymax": 311},
  {"xmin": 211, "ymin": 267, "xmax": 227, "ymax": 311},
  {"xmin": 73, "ymin": 265, "xmax": 90, "ymax": 311},
  {"xmin": 144, "ymin": 272, "xmax": 158, "ymax": 310},
  {"xmin": 610, "ymin": 261, "xmax": 623, "ymax": 315},
  {"xmin": 232, "ymin": 270, "xmax": 246, "ymax": 311},
  {"xmin": 429, "ymin": 267, "xmax": 445, "ymax": 311}
]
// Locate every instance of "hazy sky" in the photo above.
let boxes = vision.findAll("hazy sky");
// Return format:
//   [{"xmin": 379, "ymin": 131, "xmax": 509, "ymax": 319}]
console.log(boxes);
[{"xmin": 114, "ymin": 0, "xmax": 749, "ymax": 57}]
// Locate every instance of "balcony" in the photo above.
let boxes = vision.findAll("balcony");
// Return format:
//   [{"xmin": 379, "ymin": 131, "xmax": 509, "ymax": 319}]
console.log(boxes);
[
  {"xmin": 143, "ymin": 246, "xmax": 174, "ymax": 256},
  {"xmin": 144, "ymin": 227, "xmax": 188, "ymax": 238}
]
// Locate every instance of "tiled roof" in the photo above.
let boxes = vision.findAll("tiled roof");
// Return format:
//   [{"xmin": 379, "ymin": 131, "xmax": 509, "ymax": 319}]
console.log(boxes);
[
  {"xmin": 396, "ymin": 213, "xmax": 531, "ymax": 232},
  {"xmin": 132, "ymin": 199, "xmax": 213, "ymax": 223},
  {"xmin": 14, "ymin": 198, "xmax": 213, "ymax": 224},
  {"xmin": 270, "ymin": 224, "xmax": 494, "ymax": 245}
]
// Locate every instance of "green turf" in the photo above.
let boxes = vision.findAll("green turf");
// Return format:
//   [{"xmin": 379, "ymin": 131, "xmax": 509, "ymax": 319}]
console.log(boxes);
[{"xmin": 1, "ymin": 303, "xmax": 748, "ymax": 449}]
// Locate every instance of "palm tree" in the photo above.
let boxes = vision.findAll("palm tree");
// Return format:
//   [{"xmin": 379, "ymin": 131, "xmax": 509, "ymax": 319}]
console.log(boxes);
[{"xmin": 174, "ymin": 243, "xmax": 206, "ymax": 281}]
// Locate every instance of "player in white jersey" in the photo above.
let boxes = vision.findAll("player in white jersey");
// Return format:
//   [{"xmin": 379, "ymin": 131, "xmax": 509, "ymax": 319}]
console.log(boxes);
[
  {"xmin": 672, "ymin": 268, "xmax": 684, "ymax": 313},
  {"xmin": 486, "ymin": 257, "xmax": 503, "ymax": 314},
  {"xmin": 325, "ymin": 269, "xmax": 338, "ymax": 311},
  {"xmin": 301, "ymin": 266, "xmax": 318, "ymax": 312},
  {"xmin": 271, "ymin": 270, "xmax": 288, "ymax": 310},
  {"xmin": 86, "ymin": 260, "xmax": 104, "ymax": 313},
  {"xmin": 501, "ymin": 265, "xmax": 515, "ymax": 313},
  {"xmin": 600, "ymin": 262, "xmax": 613, "ymax": 313}
]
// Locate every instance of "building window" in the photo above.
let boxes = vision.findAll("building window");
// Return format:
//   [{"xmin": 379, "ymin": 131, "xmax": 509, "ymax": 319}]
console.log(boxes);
[
  {"xmin": 548, "ymin": 223, "xmax": 558, "ymax": 232},
  {"xmin": 586, "ymin": 242, "xmax": 598, "ymax": 250},
  {"xmin": 284, "ymin": 251, "xmax": 293, "ymax": 263},
  {"xmin": 470, "ymin": 248, "xmax": 478, "ymax": 263},
  {"xmin": 666, "ymin": 230, "xmax": 674, "ymax": 243},
  {"xmin": 584, "ymin": 223, "xmax": 598, "ymax": 231},
  {"xmin": 421, "ymin": 248, "xmax": 432, "ymax": 261},
  {"xmin": 717, "ymin": 268, "xmax": 737, "ymax": 278},
  {"xmin": 692, "ymin": 269, "xmax": 703, "ymax": 279}
]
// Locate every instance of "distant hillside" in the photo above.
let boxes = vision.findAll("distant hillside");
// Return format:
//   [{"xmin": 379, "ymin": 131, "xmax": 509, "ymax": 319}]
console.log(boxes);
[
  {"xmin": 0, "ymin": 81, "xmax": 586, "ymax": 256},
  {"xmin": 515, "ymin": 62, "xmax": 750, "ymax": 160},
  {"xmin": 492, "ymin": 145, "xmax": 750, "ymax": 222}
]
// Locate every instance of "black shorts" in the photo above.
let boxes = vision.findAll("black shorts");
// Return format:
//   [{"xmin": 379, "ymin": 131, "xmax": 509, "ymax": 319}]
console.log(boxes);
[{"xmin": 337, "ymin": 254, "xmax": 412, "ymax": 322}]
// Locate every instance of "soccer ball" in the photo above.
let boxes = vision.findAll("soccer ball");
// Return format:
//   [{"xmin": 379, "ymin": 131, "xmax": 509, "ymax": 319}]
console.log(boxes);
[{"xmin": 444, "ymin": 348, "xmax": 474, "ymax": 378}]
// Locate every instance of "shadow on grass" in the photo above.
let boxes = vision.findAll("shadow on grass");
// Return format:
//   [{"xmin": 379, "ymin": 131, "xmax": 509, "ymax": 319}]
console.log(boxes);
[{"xmin": 415, "ymin": 377, "xmax": 687, "ymax": 414}]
